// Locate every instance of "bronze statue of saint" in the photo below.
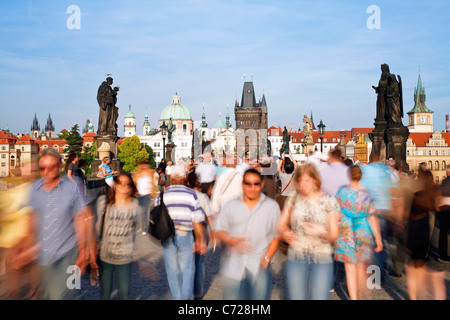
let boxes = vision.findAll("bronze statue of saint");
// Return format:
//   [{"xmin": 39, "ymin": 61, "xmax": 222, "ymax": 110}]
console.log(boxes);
[
  {"xmin": 97, "ymin": 77, "xmax": 120, "ymax": 136},
  {"xmin": 281, "ymin": 126, "xmax": 290, "ymax": 151},
  {"xmin": 167, "ymin": 118, "xmax": 175, "ymax": 144},
  {"xmin": 386, "ymin": 73, "xmax": 403, "ymax": 126},
  {"xmin": 372, "ymin": 64, "xmax": 390, "ymax": 122}
]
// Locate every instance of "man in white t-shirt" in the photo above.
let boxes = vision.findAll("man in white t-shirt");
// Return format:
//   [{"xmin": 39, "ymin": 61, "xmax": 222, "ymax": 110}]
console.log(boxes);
[{"xmin": 195, "ymin": 152, "xmax": 217, "ymax": 196}]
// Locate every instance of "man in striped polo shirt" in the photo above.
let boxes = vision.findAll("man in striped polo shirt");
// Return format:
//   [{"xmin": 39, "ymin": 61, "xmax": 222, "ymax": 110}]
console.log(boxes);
[
  {"xmin": 155, "ymin": 164, "xmax": 206, "ymax": 300},
  {"xmin": 25, "ymin": 148, "xmax": 96, "ymax": 299}
]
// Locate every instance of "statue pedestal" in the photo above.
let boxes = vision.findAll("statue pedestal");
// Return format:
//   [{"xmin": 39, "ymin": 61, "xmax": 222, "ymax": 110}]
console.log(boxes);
[
  {"xmin": 90, "ymin": 135, "xmax": 122, "ymax": 178},
  {"xmin": 166, "ymin": 143, "xmax": 176, "ymax": 163},
  {"xmin": 386, "ymin": 126, "xmax": 409, "ymax": 163},
  {"xmin": 302, "ymin": 142, "xmax": 315, "ymax": 155},
  {"xmin": 95, "ymin": 135, "xmax": 119, "ymax": 159}
]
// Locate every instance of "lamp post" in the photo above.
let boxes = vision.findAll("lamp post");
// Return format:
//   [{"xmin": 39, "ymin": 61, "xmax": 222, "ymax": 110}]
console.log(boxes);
[
  {"xmin": 318, "ymin": 120, "xmax": 326, "ymax": 153},
  {"xmin": 160, "ymin": 121, "xmax": 167, "ymax": 162}
]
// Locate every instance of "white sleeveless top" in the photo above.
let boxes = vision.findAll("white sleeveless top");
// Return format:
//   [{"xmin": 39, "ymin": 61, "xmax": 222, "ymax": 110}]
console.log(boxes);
[{"xmin": 136, "ymin": 175, "xmax": 152, "ymax": 196}]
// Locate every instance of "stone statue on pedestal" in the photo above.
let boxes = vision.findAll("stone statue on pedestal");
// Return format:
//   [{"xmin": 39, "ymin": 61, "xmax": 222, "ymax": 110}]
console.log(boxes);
[
  {"xmin": 370, "ymin": 64, "xmax": 408, "ymax": 163},
  {"xmin": 97, "ymin": 77, "xmax": 120, "ymax": 136}
]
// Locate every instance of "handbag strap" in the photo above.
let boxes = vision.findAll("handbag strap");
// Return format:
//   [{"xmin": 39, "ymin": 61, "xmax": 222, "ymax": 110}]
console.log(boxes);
[{"xmin": 281, "ymin": 175, "xmax": 293, "ymax": 194}]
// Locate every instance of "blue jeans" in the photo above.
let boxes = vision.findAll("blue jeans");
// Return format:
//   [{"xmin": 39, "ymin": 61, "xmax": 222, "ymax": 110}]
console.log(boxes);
[
  {"xmin": 194, "ymin": 223, "xmax": 208, "ymax": 299},
  {"xmin": 162, "ymin": 231, "xmax": 195, "ymax": 300},
  {"xmin": 137, "ymin": 195, "xmax": 152, "ymax": 233},
  {"xmin": 100, "ymin": 261, "xmax": 132, "ymax": 300},
  {"xmin": 223, "ymin": 267, "xmax": 272, "ymax": 300},
  {"xmin": 40, "ymin": 247, "xmax": 78, "ymax": 300},
  {"xmin": 286, "ymin": 256, "xmax": 333, "ymax": 300}
]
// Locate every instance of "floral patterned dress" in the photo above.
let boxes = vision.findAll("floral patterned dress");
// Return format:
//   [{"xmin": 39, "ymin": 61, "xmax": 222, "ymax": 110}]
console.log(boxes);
[{"xmin": 334, "ymin": 186, "xmax": 376, "ymax": 264}]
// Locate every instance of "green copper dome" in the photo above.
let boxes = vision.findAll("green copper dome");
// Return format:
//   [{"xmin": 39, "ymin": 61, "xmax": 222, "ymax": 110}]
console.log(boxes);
[
  {"xmin": 160, "ymin": 94, "xmax": 192, "ymax": 121},
  {"xmin": 125, "ymin": 105, "xmax": 135, "ymax": 118}
]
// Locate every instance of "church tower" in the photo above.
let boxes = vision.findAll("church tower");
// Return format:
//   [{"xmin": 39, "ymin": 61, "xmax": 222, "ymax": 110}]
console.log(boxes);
[
  {"xmin": 124, "ymin": 105, "xmax": 136, "ymax": 137},
  {"xmin": 45, "ymin": 113, "xmax": 55, "ymax": 139},
  {"xmin": 31, "ymin": 113, "xmax": 40, "ymax": 139},
  {"xmin": 407, "ymin": 72, "xmax": 433, "ymax": 133},
  {"xmin": 143, "ymin": 108, "xmax": 151, "ymax": 135}
]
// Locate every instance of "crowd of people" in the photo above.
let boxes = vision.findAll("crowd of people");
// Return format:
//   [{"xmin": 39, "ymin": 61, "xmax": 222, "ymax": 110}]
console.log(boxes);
[{"xmin": 0, "ymin": 147, "xmax": 448, "ymax": 300}]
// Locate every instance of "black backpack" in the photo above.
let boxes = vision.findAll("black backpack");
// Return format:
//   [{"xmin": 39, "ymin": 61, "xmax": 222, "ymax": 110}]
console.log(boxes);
[{"xmin": 149, "ymin": 190, "xmax": 175, "ymax": 242}]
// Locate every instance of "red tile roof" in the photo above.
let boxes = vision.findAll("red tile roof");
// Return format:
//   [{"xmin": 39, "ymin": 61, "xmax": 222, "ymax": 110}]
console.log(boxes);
[
  {"xmin": 0, "ymin": 131, "xmax": 17, "ymax": 144},
  {"xmin": 83, "ymin": 132, "xmax": 97, "ymax": 142},
  {"xmin": 408, "ymin": 132, "xmax": 433, "ymax": 147},
  {"xmin": 16, "ymin": 134, "xmax": 38, "ymax": 145}
]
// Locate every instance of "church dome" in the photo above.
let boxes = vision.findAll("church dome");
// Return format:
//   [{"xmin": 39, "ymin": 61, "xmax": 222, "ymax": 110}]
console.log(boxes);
[
  {"xmin": 125, "ymin": 105, "xmax": 135, "ymax": 118},
  {"xmin": 160, "ymin": 94, "xmax": 192, "ymax": 121}
]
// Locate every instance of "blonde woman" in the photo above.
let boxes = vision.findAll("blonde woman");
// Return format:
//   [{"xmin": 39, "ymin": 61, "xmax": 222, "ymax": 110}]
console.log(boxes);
[
  {"xmin": 277, "ymin": 163, "xmax": 340, "ymax": 300},
  {"xmin": 101, "ymin": 157, "xmax": 117, "ymax": 188}
]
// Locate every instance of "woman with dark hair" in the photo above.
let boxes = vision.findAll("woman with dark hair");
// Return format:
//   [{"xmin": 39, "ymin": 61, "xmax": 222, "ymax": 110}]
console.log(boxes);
[
  {"xmin": 95, "ymin": 173, "xmax": 142, "ymax": 300},
  {"xmin": 334, "ymin": 165, "xmax": 383, "ymax": 300},
  {"xmin": 65, "ymin": 153, "xmax": 78, "ymax": 184},
  {"xmin": 277, "ymin": 151, "xmax": 298, "ymax": 210},
  {"xmin": 405, "ymin": 170, "xmax": 445, "ymax": 300}
]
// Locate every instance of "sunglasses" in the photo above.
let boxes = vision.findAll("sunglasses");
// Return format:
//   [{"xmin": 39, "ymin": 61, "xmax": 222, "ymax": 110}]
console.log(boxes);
[
  {"xmin": 116, "ymin": 180, "xmax": 132, "ymax": 187},
  {"xmin": 39, "ymin": 164, "xmax": 59, "ymax": 171},
  {"xmin": 243, "ymin": 181, "xmax": 262, "ymax": 187}
]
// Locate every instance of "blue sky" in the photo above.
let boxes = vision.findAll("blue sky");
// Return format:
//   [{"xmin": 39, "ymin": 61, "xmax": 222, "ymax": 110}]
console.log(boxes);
[{"xmin": 1, "ymin": 0, "xmax": 450, "ymax": 136}]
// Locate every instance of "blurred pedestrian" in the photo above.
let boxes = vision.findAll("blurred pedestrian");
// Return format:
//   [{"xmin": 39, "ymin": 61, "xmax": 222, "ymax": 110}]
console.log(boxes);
[
  {"xmin": 319, "ymin": 148, "xmax": 351, "ymax": 291},
  {"xmin": 259, "ymin": 156, "xmax": 278, "ymax": 201},
  {"xmin": 155, "ymin": 167, "xmax": 166, "ymax": 191},
  {"xmin": 359, "ymin": 151, "xmax": 396, "ymax": 281},
  {"xmin": 65, "ymin": 153, "xmax": 79, "ymax": 185},
  {"xmin": 389, "ymin": 162, "xmax": 421, "ymax": 278},
  {"xmin": 277, "ymin": 164, "xmax": 340, "ymax": 300},
  {"xmin": 155, "ymin": 165, "xmax": 207, "ymax": 300},
  {"xmin": 26, "ymin": 148, "xmax": 96, "ymax": 299},
  {"xmin": 210, "ymin": 155, "xmax": 243, "ymax": 217},
  {"xmin": 186, "ymin": 171, "xmax": 215, "ymax": 300},
  {"xmin": 436, "ymin": 165, "xmax": 450, "ymax": 262},
  {"xmin": 319, "ymin": 148, "xmax": 350, "ymax": 198},
  {"xmin": 196, "ymin": 152, "xmax": 217, "ymax": 196},
  {"xmin": 0, "ymin": 177, "xmax": 41, "ymax": 300},
  {"xmin": 76, "ymin": 158, "xmax": 88, "ymax": 197},
  {"xmin": 334, "ymin": 165, "xmax": 383, "ymax": 300},
  {"xmin": 132, "ymin": 160, "xmax": 155, "ymax": 235},
  {"xmin": 165, "ymin": 161, "xmax": 173, "ymax": 186},
  {"xmin": 215, "ymin": 169, "xmax": 280, "ymax": 300},
  {"xmin": 96, "ymin": 173, "xmax": 142, "ymax": 300},
  {"xmin": 405, "ymin": 170, "xmax": 445, "ymax": 299}
]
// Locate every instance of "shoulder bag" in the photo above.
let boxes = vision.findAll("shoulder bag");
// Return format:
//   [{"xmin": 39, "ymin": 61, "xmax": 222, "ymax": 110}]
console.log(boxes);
[{"xmin": 149, "ymin": 190, "xmax": 175, "ymax": 242}]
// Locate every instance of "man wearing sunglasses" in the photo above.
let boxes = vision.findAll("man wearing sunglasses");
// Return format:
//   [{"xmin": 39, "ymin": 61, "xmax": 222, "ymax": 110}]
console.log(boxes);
[
  {"xmin": 17, "ymin": 148, "xmax": 96, "ymax": 299},
  {"xmin": 215, "ymin": 168, "xmax": 280, "ymax": 300}
]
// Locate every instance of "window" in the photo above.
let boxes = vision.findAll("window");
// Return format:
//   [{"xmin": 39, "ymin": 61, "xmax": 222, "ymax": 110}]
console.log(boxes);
[
  {"xmin": 154, "ymin": 142, "xmax": 160, "ymax": 148},
  {"xmin": 21, "ymin": 146, "xmax": 24, "ymax": 151},
  {"xmin": 155, "ymin": 152, "xmax": 160, "ymax": 157},
  {"xmin": 1, "ymin": 154, "xmax": 5, "ymax": 159},
  {"xmin": 1, "ymin": 162, "xmax": 5, "ymax": 167},
  {"xmin": 1, "ymin": 146, "xmax": 5, "ymax": 150},
  {"xmin": 183, "ymin": 124, "xmax": 187, "ymax": 133},
  {"xmin": 435, "ymin": 161, "xmax": 439, "ymax": 170}
]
